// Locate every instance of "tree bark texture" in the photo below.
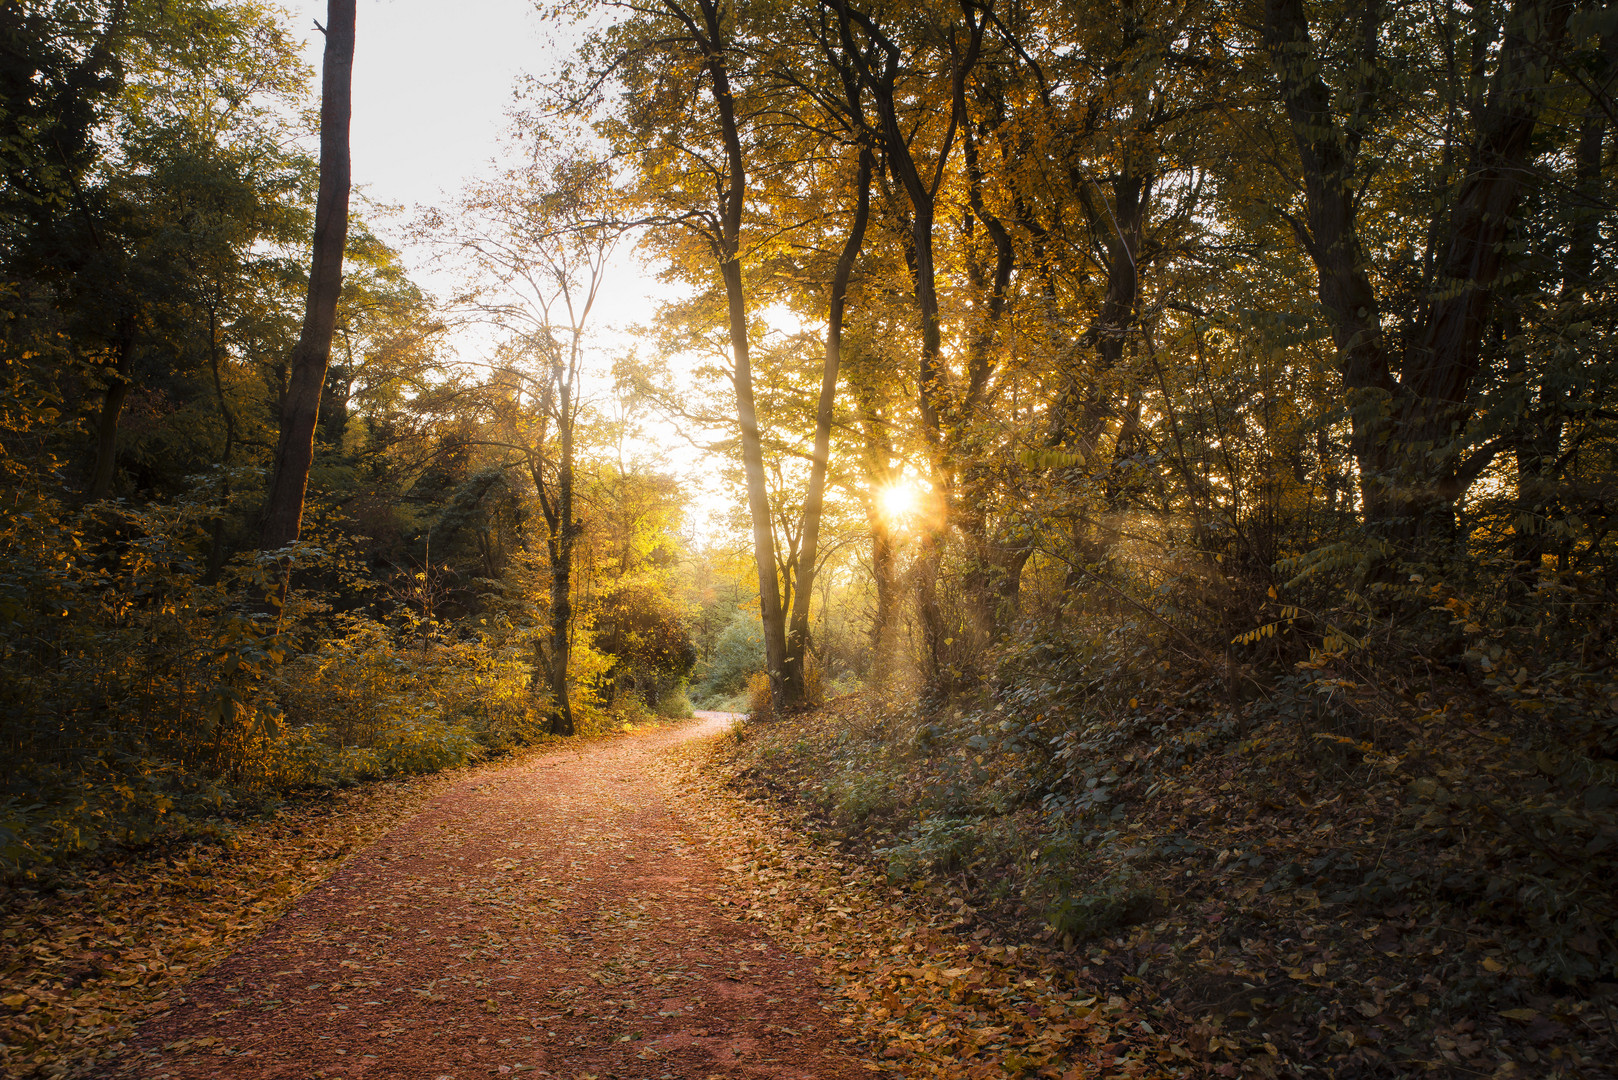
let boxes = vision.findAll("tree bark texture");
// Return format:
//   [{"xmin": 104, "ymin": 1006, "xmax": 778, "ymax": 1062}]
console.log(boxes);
[
  {"xmin": 1264, "ymin": 0, "xmax": 1572, "ymax": 549},
  {"xmin": 832, "ymin": 0, "xmax": 981, "ymax": 702},
  {"xmin": 548, "ymin": 363, "xmax": 577, "ymax": 737},
  {"xmin": 686, "ymin": 0, "xmax": 790, "ymax": 715},
  {"xmin": 782, "ymin": 147, "xmax": 872, "ymax": 706},
  {"xmin": 86, "ymin": 321, "xmax": 134, "ymax": 500},
  {"xmin": 260, "ymin": 0, "xmax": 353, "ymax": 549}
]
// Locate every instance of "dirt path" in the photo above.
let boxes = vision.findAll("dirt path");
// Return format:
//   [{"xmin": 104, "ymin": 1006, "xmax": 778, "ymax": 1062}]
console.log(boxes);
[{"xmin": 120, "ymin": 714, "xmax": 870, "ymax": 1080}]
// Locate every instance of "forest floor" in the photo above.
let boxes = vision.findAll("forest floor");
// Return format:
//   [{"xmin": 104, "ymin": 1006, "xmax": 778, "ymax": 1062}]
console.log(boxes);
[
  {"xmin": 7, "ymin": 713, "xmax": 872, "ymax": 1080},
  {"xmin": 5, "ymin": 710, "xmax": 1180, "ymax": 1080},
  {"xmin": 706, "ymin": 693, "xmax": 1618, "ymax": 1080},
  {"xmin": 31, "ymin": 700, "xmax": 1568, "ymax": 1080}
]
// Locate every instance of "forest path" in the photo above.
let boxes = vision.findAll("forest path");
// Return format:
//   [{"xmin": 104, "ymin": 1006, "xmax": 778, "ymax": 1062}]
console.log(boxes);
[{"xmin": 122, "ymin": 714, "xmax": 868, "ymax": 1080}]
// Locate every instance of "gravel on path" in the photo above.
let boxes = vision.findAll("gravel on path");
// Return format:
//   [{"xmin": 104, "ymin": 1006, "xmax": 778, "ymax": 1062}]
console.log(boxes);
[{"xmin": 121, "ymin": 713, "xmax": 870, "ymax": 1080}]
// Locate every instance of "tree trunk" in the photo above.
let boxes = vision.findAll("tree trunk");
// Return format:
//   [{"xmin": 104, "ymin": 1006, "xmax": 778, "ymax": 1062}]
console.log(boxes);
[
  {"xmin": 723, "ymin": 255, "xmax": 789, "ymax": 713},
  {"xmin": 954, "ymin": 95, "xmax": 1017, "ymax": 654},
  {"xmin": 852, "ymin": 378, "xmax": 902, "ymax": 681},
  {"xmin": 833, "ymin": 0, "xmax": 982, "ymax": 704},
  {"xmin": 782, "ymin": 146, "xmax": 872, "ymax": 706},
  {"xmin": 694, "ymin": 0, "xmax": 789, "ymax": 715},
  {"xmin": 260, "ymin": 0, "xmax": 353, "ymax": 549},
  {"xmin": 549, "ymin": 363, "xmax": 577, "ymax": 737},
  {"xmin": 86, "ymin": 322, "xmax": 134, "ymax": 500},
  {"xmin": 1264, "ymin": 0, "xmax": 1571, "ymax": 549},
  {"xmin": 204, "ymin": 303, "xmax": 236, "ymax": 582},
  {"xmin": 868, "ymin": 516, "xmax": 901, "ymax": 682}
]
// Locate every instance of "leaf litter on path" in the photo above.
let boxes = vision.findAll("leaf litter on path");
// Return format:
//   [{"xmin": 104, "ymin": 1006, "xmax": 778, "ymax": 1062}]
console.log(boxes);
[
  {"xmin": 659, "ymin": 725, "xmax": 1178, "ymax": 1080},
  {"xmin": 2, "ymin": 767, "xmax": 480, "ymax": 1080},
  {"xmin": 102, "ymin": 713, "xmax": 866, "ymax": 1079},
  {"xmin": 9, "ymin": 714, "xmax": 1171, "ymax": 1080}
]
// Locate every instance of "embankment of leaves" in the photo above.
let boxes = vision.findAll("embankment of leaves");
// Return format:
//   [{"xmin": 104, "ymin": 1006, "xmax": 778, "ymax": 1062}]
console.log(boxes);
[
  {"xmin": 703, "ymin": 690, "xmax": 1618, "ymax": 1079},
  {"xmin": 660, "ymin": 730, "xmax": 1193, "ymax": 1080}
]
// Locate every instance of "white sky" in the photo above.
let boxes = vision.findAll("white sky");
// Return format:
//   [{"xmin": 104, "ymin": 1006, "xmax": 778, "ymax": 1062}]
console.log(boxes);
[{"xmin": 286, "ymin": 0, "xmax": 736, "ymax": 543}]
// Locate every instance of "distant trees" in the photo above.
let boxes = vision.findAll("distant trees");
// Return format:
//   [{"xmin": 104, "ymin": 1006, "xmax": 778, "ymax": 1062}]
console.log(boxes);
[{"xmin": 433, "ymin": 147, "xmax": 625, "ymax": 736}]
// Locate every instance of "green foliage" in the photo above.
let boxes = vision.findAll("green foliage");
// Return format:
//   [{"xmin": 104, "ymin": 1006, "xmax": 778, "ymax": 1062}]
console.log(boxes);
[
  {"xmin": 653, "ymin": 684, "xmax": 694, "ymax": 718},
  {"xmin": 695, "ymin": 610, "xmax": 764, "ymax": 703},
  {"xmin": 878, "ymin": 816, "xmax": 979, "ymax": 882},
  {"xmin": 822, "ymin": 771, "xmax": 893, "ymax": 825},
  {"xmin": 589, "ymin": 575, "xmax": 696, "ymax": 705},
  {"xmin": 0, "ymin": 485, "xmax": 548, "ymax": 878},
  {"xmin": 1044, "ymin": 876, "xmax": 1157, "ymax": 946}
]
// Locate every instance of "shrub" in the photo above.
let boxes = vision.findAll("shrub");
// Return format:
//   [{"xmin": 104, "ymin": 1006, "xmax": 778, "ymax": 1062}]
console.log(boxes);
[
  {"xmin": 878, "ymin": 816, "xmax": 980, "ymax": 881},
  {"xmin": 697, "ymin": 611, "xmax": 764, "ymax": 701},
  {"xmin": 1045, "ymin": 873, "xmax": 1156, "ymax": 945},
  {"xmin": 746, "ymin": 671, "xmax": 773, "ymax": 721},
  {"xmin": 655, "ymin": 685, "xmax": 695, "ymax": 718},
  {"xmin": 589, "ymin": 577, "xmax": 697, "ymax": 706},
  {"xmin": 823, "ymin": 772, "xmax": 893, "ymax": 824}
]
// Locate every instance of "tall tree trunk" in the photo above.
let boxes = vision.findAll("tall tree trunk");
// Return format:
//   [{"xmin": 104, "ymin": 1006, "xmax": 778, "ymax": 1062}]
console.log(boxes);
[
  {"xmin": 690, "ymin": 0, "xmax": 789, "ymax": 715},
  {"xmin": 260, "ymin": 0, "xmax": 354, "ymax": 549},
  {"xmin": 954, "ymin": 93, "xmax": 1016, "ymax": 653},
  {"xmin": 868, "ymin": 516, "xmax": 901, "ymax": 681},
  {"xmin": 851, "ymin": 377, "xmax": 901, "ymax": 681},
  {"xmin": 549, "ymin": 359, "xmax": 577, "ymax": 736},
  {"xmin": 204, "ymin": 302, "xmax": 236, "ymax": 581},
  {"xmin": 86, "ymin": 320, "xmax": 134, "ymax": 500},
  {"xmin": 832, "ymin": 0, "xmax": 981, "ymax": 703},
  {"xmin": 782, "ymin": 146, "xmax": 872, "ymax": 706},
  {"xmin": 1264, "ymin": 0, "xmax": 1571, "ymax": 549}
]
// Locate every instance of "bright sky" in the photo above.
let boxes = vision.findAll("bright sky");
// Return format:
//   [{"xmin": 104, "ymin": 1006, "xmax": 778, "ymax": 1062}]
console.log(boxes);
[{"xmin": 286, "ymin": 0, "xmax": 735, "ymax": 542}]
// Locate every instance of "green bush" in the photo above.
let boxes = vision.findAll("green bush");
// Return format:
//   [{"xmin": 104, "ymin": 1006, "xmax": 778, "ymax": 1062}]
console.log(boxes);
[
  {"xmin": 695, "ymin": 611, "xmax": 764, "ymax": 702},
  {"xmin": 878, "ymin": 816, "xmax": 980, "ymax": 881},
  {"xmin": 655, "ymin": 685, "xmax": 695, "ymax": 718},
  {"xmin": 1045, "ymin": 873, "xmax": 1156, "ymax": 944},
  {"xmin": 823, "ymin": 772, "xmax": 894, "ymax": 824}
]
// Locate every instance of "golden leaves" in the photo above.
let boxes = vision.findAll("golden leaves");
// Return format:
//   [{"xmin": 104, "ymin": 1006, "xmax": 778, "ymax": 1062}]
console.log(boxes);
[
  {"xmin": 0, "ymin": 768, "xmax": 472, "ymax": 1079},
  {"xmin": 656, "ymin": 735, "xmax": 1155, "ymax": 1079}
]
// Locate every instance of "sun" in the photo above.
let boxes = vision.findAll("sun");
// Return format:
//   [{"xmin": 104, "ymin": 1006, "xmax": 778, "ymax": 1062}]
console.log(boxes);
[{"xmin": 876, "ymin": 478, "xmax": 923, "ymax": 525}]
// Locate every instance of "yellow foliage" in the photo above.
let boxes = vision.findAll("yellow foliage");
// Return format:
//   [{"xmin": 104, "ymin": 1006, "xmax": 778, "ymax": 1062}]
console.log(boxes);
[{"xmin": 746, "ymin": 671, "xmax": 773, "ymax": 722}]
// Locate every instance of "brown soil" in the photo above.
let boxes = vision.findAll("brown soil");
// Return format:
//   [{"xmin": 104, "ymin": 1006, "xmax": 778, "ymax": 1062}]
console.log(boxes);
[{"xmin": 119, "ymin": 714, "xmax": 869, "ymax": 1080}]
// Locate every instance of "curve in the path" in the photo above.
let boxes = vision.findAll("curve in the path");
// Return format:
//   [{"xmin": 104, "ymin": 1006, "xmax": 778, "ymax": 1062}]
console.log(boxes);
[{"xmin": 122, "ymin": 713, "xmax": 869, "ymax": 1080}]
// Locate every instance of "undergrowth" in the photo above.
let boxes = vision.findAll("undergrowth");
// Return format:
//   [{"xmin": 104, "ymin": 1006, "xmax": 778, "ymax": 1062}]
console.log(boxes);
[
  {"xmin": 712, "ymin": 655, "xmax": 1618, "ymax": 1079},
  {"xmin": 0, "ymin": 500, "xmax": 635, "ymax": 882}
]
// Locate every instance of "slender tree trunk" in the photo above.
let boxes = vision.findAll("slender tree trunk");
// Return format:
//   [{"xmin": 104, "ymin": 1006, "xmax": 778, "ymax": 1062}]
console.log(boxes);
[
  {"xmin": 723, "ymin": 256, "xmax": 789, "ymax": 713},
  {"xmin": 852, "ymin": 379, "xmax": 901, "ymax": 681},
  {"xmin": 693, "ymin": 0, "xmax": 789, "ymax": 716},
  {"xmin": 954, "ymin": 103, "xmax": 1016, "ymax": 655},
  {"xmin": 868, "ymin": 517, "xmax": 901, "ymax": 681},
  {"xmin": 834, "ymin": 0, "xmax": 981, "ymax": 704},
  {"xmin": 204, "ymin": 303, "xmax": 236, "ymax": 582},
  {"xmin": 783, "ymin": 147, "xmax": 872, "ymax": 706},
  {"xmin": 549, "ymin": 364, "xmax": 577, "ymax": 737},
  {"xmin": 86, "ymin": 322, "xmax": 134, "ymax": 500},
  {"xmin": 260, "ymin": 0, "xmax": 353, "ymax": 549}
]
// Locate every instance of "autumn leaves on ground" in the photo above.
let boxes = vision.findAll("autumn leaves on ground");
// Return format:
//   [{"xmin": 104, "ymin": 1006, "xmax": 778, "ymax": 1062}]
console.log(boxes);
[
  {"xmin": 12, "ymin": 697, "xmax": 1614, "ymax": 1080},
  {"xmin": 0, "ymin": 715, "xmax": 1161, "ymax": 1080}
]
